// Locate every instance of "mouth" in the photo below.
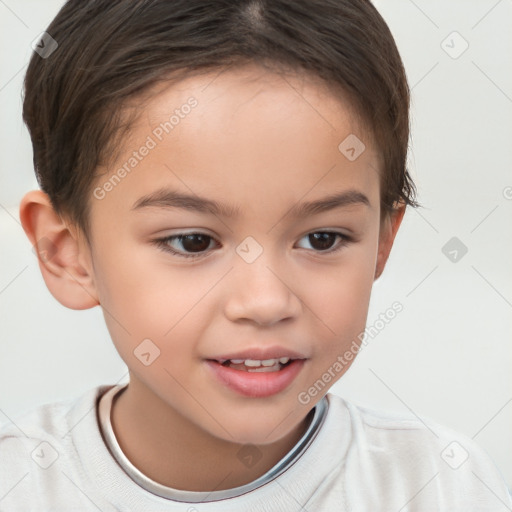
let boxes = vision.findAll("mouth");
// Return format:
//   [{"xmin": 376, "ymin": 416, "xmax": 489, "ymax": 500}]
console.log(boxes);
[
  {"xmin": 212, "ymin": 357, "xmax": 294, "ymax": 373},
  {"xmin": 204, "ymin": 356, "xmax": 306, "ymax": 398}
]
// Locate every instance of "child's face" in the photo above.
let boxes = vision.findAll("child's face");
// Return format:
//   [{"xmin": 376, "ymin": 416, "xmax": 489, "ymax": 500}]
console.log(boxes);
[{"xmin": 82, "ymin": 63, "xmax": 400, "ymax": 444}]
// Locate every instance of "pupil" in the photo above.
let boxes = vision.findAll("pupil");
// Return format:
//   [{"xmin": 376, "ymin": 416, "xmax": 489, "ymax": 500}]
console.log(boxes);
[
  {"xmin": 182, "ymin": 234, "xmax": 210, "ymax": 252},
  {"xmin": 310, "ymin": 232, "xmax": 335, "ymax": 251}
]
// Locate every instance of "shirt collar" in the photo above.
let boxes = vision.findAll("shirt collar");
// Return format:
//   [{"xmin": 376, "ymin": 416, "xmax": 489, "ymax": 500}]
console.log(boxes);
[{"xmin": 98, "ymin": 383, "xmax": 329, "ymax": 502}]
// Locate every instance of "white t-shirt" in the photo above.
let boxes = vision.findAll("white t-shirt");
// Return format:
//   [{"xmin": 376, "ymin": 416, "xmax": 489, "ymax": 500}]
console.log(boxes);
[{"xmin": 0, "ymin": 383, "xmax": 510, "ymax": 511}]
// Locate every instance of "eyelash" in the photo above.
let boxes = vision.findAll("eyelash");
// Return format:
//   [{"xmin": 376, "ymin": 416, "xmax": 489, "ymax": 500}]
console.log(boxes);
[{"xmin": 152, "ymin": 231, "xmax": 352, "ymax": 259}]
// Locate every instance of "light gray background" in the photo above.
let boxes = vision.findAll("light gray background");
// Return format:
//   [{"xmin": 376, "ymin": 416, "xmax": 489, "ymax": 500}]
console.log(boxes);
[{"xmin": 1, "ymin": 0, "xmax": 511, "ymax": 491}]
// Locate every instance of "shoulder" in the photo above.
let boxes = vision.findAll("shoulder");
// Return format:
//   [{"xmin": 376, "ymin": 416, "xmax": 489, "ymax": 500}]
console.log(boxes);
[
  {"xmin": 325, "ymin": 392, "xmax": 501, "ymax": 466},
  {"xmin": 0, "ymin": 385, "xmax": 107, "ymax": 444},
  {"xmin": 0, "ymin": 385, "xmax": 112, "ymax": 508},
  {"xmin": 324, "ymin": 393, "xmax": 512, "ymax": 509},
  {"xmin": 327, "ymin": 392, "xmax": 485, "ymax": 448}
]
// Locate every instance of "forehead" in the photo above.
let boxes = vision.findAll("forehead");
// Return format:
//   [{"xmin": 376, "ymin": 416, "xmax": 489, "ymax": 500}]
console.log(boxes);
[
  {"xmin": 90, "ymin": 63, "xmax": 380, "ymax": 228},
  {"xmin": 140, "ymin": 63, "xmax": 369, "ymax": 143}
]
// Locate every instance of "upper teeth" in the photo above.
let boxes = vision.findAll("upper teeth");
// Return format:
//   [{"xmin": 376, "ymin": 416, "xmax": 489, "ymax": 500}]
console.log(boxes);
[{"xmin": 229, "ymin": 357, "xmax": 290, "ymax": 366}]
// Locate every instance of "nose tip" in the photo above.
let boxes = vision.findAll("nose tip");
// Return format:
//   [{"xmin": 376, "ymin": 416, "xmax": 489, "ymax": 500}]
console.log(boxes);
[{"xmin": 225, "ymin": 252, "xmax": 301, "ymax": 326}]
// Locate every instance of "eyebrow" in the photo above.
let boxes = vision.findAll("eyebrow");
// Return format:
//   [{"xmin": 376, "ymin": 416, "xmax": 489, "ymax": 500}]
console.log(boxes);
[{"xmin": 131, "ymin": 187, "xmax": 370, "ymax": 218}]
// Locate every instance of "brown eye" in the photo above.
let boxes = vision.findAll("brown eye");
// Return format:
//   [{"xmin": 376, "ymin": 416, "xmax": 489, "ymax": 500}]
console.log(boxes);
[
  {"xmin": 296, "ymin": 231, "xmax": 351, "ymax": 253},
  {"xmin": 308, "ymin": 232, "xmax": 337, "ymax": 251},
  {"xmin": 178, "ymin": 234, "xmax": 212, "ymax": 253},
  {"xmin": 154, "ymin": 233, "xmax": 218, "ymax": 258}
]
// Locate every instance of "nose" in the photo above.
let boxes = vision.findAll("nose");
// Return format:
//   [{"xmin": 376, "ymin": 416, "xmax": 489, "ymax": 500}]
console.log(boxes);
[{"xmin": 224, "ymin": 253, "xmax": 302, "ymax": 326}]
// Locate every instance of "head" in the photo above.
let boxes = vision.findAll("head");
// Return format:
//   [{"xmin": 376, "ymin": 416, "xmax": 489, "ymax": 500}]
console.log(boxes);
[{"xmin": 20, "ymin": 0, "xmax": 417, "ymax": 444}]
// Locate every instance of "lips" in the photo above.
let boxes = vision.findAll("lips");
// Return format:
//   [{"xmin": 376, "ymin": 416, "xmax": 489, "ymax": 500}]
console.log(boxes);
[{"xmin": 204, "ymin": 347, "xmax": 307, "ymax": 397}]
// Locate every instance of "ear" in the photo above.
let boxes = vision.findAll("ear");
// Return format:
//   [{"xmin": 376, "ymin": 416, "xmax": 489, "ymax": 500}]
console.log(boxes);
[
  {"xmin": 19, "ymin": 189, "xmax": 100, "ymax": 310},
  {"xmin": 374, "ymin": 203, "xmax": 406, "ymax": 280}
]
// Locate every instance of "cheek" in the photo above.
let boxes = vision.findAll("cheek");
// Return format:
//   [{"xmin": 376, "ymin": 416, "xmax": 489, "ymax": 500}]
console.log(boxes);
[
  {"xmin": 93, "ymin": 243, "xmax": 216, "ymax": 362},
  {"xmin": 303, "ymin": 236, "xmax": 379, "ymax": 356},
  {"xmin": 315, "ymin": 239, "xmax": 377, "ymax": 314},
  {"xmin": 316, "ymin": 269, "xmax": 374, "ymax": 345}
]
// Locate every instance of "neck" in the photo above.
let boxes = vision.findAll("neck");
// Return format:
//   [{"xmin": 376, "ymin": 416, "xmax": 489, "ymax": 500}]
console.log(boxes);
[{"xmin": 110, "ymin": 377, "xmax": 314, "ymax": 492}]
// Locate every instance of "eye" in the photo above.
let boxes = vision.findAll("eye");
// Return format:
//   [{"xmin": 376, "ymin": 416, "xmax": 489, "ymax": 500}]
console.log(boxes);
[
  {"xmin": 153, "ymin": 233, "xmax": 218, "ymax": 259},
  {"xmin": 295, "ymin": 231, "xmax": 351, "ymax": 254}
]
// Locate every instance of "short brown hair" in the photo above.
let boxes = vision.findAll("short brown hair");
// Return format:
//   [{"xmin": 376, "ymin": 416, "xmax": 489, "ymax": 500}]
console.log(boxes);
[{"xmin": 22, "ymin": 0, "xmax": 418, "ymax": 245}]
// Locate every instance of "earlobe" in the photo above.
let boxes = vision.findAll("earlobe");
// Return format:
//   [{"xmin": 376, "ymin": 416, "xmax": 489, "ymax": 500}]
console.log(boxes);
[
  {"xmin": 374, "ymin": 204, "xmax": 406, "ymax": 280},
  {"xmin": 19, "ymin": 189, "xmax": 100, "ymax": 310}
]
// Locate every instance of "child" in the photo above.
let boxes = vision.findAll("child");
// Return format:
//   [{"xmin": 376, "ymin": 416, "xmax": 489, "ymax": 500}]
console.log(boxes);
[{"xmin": 1, "ymin": 0, "xmax": 510, "ymax": 510}]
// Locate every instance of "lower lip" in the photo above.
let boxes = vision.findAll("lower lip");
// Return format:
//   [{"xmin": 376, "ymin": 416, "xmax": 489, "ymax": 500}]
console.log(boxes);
[{"xmin": 205, "ymin": 359, "xmax": 306, "ymax": 398}]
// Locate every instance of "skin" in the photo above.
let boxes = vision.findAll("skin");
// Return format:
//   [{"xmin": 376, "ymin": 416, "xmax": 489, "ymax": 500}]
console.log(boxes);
[{"xmin": 19, "ymin": 63, "xmax": 405, "ymax": 492}]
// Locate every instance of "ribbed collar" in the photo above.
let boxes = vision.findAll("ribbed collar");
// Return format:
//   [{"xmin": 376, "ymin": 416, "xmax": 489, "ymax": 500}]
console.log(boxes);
[
  {"xmin": 98, "ymin": 383, "xmax": 328, "ymax": 502},
  {"xmin": 70, "ymin": 383, "xmax": 350, "ymax": 511}
]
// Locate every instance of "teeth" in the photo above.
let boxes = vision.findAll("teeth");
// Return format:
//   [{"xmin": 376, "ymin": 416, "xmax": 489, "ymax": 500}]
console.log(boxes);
[
  {"xmin": 247, "ymin": 364, "xmax": 281, "ymax": 372},
  {"xmin": 219, "ymin": 357, "xmax": 293, "ymax": 368},
  {"xmin": 244, "ymin": 359, "xmax": 262, "ymax": 367},
  {"xmin": 231, "ymin": 357, "xmax": 291, "ymax": 367}
]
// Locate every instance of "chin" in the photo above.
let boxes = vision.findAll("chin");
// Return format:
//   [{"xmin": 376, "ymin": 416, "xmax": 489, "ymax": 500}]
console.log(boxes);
[{"xmin": 205, "ymin": 411, "xmax": 306, "ymax": 447}]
